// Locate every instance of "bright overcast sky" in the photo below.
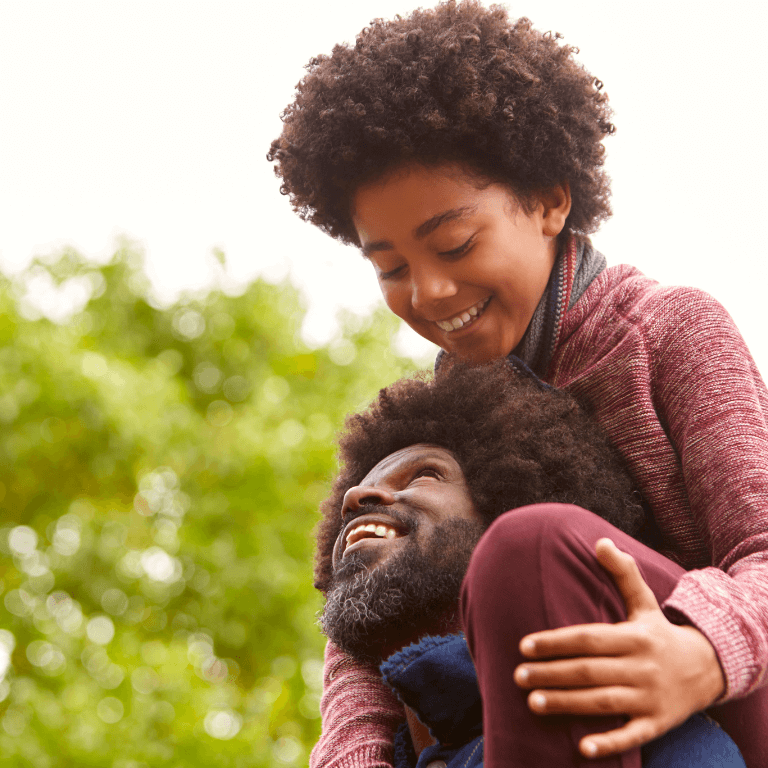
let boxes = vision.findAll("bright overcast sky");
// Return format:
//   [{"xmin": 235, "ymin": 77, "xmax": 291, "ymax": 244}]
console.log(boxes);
[{"xmin": 1, "ymin": 1, "xmax": 767, "ymax": 368}]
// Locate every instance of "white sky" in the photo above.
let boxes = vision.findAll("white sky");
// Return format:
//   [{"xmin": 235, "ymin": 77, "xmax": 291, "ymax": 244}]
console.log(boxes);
[{"xmin": 1, "ymin": 1, "xmax": 767, "ymax": 368}]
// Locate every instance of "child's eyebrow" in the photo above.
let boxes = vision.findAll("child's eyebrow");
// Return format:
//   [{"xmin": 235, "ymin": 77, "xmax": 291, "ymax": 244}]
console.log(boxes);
[
  {"xmin": 413, "ymin": 205, "xmax": 478, "ymax": 239},
  {"xmin": 361, "ymin": 205, "xmax": 478, "ymax": 257}
]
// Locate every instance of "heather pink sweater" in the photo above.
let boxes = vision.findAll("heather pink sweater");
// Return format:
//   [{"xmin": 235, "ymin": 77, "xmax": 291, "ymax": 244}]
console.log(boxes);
[{"xmin": 311, "ymin": 264, "xmax": 768, "ymax": 768}]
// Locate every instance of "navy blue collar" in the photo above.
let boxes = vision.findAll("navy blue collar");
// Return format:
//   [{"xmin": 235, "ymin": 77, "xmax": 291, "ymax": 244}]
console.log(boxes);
[{"xmin": 380, "ymin": 634, "xmax": 482, "ymax": 764}]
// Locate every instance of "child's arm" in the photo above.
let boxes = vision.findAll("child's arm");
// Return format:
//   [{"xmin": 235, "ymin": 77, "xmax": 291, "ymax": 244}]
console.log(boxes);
[
  {"xmin": 649, "ymin": 286, "xmax": 768, "ymax": 701},
  {"xmin": 310, "ymin": 641, "xmax": 404, "ymax": 768}
]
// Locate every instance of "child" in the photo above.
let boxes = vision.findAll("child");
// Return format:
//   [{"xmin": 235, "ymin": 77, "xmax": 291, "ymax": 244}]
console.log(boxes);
[{"xmin": 268, "ymin": 1, "xmax": 768, "ymax": 765}]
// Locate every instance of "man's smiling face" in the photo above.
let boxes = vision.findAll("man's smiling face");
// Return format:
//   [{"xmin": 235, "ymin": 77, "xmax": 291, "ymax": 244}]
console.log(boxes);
[
  {"xmin": 322, "ymin": 444, "xmax": 486, "ymax": 662},
  {"xmin": 332, "ymin": 443, "xmax": 481, "ymax": 568}
]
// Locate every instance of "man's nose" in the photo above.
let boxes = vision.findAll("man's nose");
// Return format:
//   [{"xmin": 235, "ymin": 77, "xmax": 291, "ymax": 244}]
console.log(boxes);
[
  {"xmin": 410, "ymin": 264, "xmax": 458, "ymax": 312},
  {"xmin": 340, "ymin": 485, "xmax": 396, "ymax": 521}
]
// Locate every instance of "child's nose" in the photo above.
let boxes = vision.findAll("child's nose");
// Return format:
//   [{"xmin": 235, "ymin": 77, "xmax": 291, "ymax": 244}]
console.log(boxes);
[
  {"xmin": 410, "ymin": 266, "xmax": 458, "ymax": 311},
  {"xmin": 340, "ymin": 485, "xmax": 396, "ymax": 520}
]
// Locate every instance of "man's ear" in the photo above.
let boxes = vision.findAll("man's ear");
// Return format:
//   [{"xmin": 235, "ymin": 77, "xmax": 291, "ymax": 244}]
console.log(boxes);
[{"xmin": 540, "ymin": 183, "xmax": 572, "ymax": 238}]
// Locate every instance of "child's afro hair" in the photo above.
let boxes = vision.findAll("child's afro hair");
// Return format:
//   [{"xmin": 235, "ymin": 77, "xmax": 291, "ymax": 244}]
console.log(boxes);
[
  {"xmin": 269, "ymin": 0, "xmax": 615, "ymax": 247},
  {"xmin": 314, "ymin": 360, "xmax": 644, "ymax": 593}
]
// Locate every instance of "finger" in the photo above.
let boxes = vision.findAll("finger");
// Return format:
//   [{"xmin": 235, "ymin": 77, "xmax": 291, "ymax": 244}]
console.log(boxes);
[
  {"xmin": 595, "ymin": 538, "xmax": 658, "ymax": 617},
  {"xmin": 514, "ymin": 657, "xmax": 643, "ymax": 689},
  {"xmin": 527, "ymin": 685, "xmax": 642, "ymax": 717},
  {"xmin": 580, "ymin": 717, "xmax": 661, "ymax": 759},
  {"xmin": 520, "ymin": 623, "xmax": 641, "ymax": 659}
]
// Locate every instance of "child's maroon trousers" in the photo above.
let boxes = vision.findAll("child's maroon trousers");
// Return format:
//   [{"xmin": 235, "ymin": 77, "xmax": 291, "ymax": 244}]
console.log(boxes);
[{"xmin": 460, "ymin": 504, "xmax": 767, "ymax": 768}]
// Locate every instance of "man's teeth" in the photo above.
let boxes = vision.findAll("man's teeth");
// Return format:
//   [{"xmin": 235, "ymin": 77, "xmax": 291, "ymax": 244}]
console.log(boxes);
[
  {"xmin": 436, "ymin": 297, "xmax": 490, "ymax": 333},
  {"xmin": 346, "ymin": 522, "xmax": 398, "ymax": 547}
]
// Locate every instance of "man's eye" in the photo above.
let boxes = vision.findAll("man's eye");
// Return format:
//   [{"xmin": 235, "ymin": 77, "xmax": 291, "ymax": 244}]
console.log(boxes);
[
  {"xmin": 438, "ymin": 236, "xmax": 475, "ymax": 258},
  {"xmin": 415, "ymin": 468, "xmax": 441, "ymax": 480}
]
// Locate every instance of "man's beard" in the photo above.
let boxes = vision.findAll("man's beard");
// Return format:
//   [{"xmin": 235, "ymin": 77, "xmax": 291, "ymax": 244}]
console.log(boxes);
[{"xmin": 320, "ymin": 516, "xmax": 486, "ymax": 663}]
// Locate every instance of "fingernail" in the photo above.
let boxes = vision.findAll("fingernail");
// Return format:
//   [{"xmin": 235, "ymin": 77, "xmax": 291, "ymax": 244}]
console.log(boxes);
[
  {"xmin": 516, "ymin": 666, "xmax": 529, "ymax": 683},
  {"xmin": 583, "ymin": 741, "xmax": 598, "ymax": 757},
  {"xmin": 530, "ymin": 693, "xmax": 546, "ymax": 710},
  {"xmin": 520, "ymin": 637, "xmax": 535, "ymax": 654}
]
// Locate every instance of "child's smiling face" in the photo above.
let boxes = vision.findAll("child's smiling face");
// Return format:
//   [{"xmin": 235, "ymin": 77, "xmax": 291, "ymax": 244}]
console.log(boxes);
[{"xmin": 352, "ymin": 162, "xmax": 571, "ymax": 363}]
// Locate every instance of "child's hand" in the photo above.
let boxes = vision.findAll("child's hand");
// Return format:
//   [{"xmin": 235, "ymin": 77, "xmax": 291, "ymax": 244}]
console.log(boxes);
[{"xmin": 513, "ymin": 538, "xmax": 726, "ymax": 759}]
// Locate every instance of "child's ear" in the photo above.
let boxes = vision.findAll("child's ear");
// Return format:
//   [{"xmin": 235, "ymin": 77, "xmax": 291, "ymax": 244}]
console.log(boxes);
[{"xmin": 540, "ymin": 183, "xmax": 572, "ymax": 238}]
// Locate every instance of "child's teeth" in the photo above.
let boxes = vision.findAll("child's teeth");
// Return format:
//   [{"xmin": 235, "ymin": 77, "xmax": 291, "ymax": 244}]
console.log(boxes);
[{"xmin": 437, "ymin": 298, "xmax": 488, "ymax": 334}]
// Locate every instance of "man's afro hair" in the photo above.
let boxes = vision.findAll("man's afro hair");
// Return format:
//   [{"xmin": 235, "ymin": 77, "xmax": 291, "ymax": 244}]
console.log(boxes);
[
  {"xmin": 269, "ymin": 0, "xmax": 615, "ymax": 247},
  {"xmin": 315, "ymin": 360, "xmax": 644, "ymax": 593}
]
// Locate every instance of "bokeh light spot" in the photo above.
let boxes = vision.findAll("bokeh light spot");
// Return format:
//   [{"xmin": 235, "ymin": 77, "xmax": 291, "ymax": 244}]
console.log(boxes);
[
  {"xmin": 273, "ymin": 736, "xmax": 301, "ymax": 764},
  {"xmin": 131, "ymin": 666, "xmax": 160, "ymax": 695},
  {"xmin": 193, "ymin": 362, "xmax": 222, "ymax": 393},
  {"xmin": 9, "ymin": 525, "xmax": 38, "ymax": 556},
  {"xmin": 222, "ymin": 374, "xmax": 249, "ymax": 402},
  {"xmin": 81, "ymin": 351, "xmax": 108, "ymax": 378},
  {"xmin": 277, "ymin": 419, "xmax": 305, "ymax": 448},
  {"xmin": 53, "ymin": 525, "xmax": 81, "ymax": 556},
  {"xmin": 262, "ymin": 375, "xmax": 289, "ymax": 404},
  {"xmin": 86, "ymin": 615, "xmax": 115, "ymax": 645},
  {"xmin": 203, "ymin": 709, "xmax": 241, "ymax": 740},
  {"xmin": 140, "ymin": 547, "xmax": 181, "ymax": 582},
  {"xmin": 101, "ymin": 588, "xmax": 129, "ymax": 616},
  {"xmin": 328, "ymin": 339, "xmax": 357, "ymax": 366},
  {"xmin": 206, "ymin": 399, "xmax": 233, "ymax": 427},
  {"xmin": 172, "ymin": 309, "xmax": 205, "ymax": 340},
  {"xmin": 96, "ymin": 696, "xmax": 124, "ymax": 724},
  {"xmin": 26, "ymin": 640, "xmax": 66, "ymax": 675}
]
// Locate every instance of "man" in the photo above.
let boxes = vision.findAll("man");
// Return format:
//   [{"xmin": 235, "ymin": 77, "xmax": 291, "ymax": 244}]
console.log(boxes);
[{"xmin": 314, "ymin": 361, "xmax": 744, "ymax": 768}]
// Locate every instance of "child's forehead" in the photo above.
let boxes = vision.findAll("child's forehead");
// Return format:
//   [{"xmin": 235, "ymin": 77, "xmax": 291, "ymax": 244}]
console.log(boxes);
[
  {"xmin": 352, "ymin": 161, "xmax": 497, "ymax": 215},
  {"xmin": 351, "ymin": 160, "xmax": 518, "ymax": 243}
]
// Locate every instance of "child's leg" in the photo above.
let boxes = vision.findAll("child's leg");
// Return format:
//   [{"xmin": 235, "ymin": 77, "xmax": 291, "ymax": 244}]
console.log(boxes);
[{"xmin": 460, "ymin": 504, "xmax": 747, "ymax": 768}]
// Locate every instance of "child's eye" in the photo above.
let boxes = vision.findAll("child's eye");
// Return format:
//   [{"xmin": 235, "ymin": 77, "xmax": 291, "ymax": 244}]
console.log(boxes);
[
  {"xmin": 378, "ymin": 264, "xmax": 406, "ymax": 280},
  {"xmin": 438, "ymin": 236, "xmax": 475, "ymax": 258}
]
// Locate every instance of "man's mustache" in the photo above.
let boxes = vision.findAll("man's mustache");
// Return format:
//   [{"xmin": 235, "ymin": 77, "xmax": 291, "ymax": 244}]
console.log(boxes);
[{"xmin": 341, "ymin": 502, "xmax": 418, "ymax": 533}]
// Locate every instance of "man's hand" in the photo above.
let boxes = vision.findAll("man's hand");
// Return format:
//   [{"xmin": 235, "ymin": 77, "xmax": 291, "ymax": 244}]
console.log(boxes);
[{"xmin": 513, "ymin": 538, "xmax": 726, "ymax": 759}]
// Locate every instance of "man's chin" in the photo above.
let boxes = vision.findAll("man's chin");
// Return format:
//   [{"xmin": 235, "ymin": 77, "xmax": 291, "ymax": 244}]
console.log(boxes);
[
  {"xmin": 320, "ymin": 565, "xmax": 416, "ymax": 664},
  {"xmin": 320, "ymin": 517, "xmax": 484, "ymax": 663}
]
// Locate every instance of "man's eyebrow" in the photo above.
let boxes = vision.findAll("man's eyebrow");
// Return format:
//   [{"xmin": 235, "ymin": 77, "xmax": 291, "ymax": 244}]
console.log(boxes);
[
  {"xmin": 386, "ymin": 449, "xmax": 454, "ymax": 474},
  {"xmin": 360, "ymin": 205, "xmax": 478, "ymax": 258}
]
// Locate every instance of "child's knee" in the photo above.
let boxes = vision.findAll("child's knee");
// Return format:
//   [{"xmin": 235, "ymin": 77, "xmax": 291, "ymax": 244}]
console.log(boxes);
[
  {"xmin": 471, "ymin": 503, "xmax": 609, "ymax": 572},
  {"xmin": 461, "ymin": 504, "xmax": 632, "ymax": 640},
  {"xmin": 462, "ymin": 503, "xmax": 625, "ymax": 614}
]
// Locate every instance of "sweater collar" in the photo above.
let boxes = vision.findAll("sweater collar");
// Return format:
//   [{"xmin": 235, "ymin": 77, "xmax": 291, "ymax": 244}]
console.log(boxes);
[
  {"xmin": 512, "ymin": 237, "xmax": 607, "ymax": 377},
  {"xmin": 380, "ymin": 634, "xmax": 482, "ymax": 747}
]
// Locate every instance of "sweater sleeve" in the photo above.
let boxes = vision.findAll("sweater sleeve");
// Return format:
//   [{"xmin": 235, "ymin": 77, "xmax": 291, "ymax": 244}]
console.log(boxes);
[
  {"xmin": 309, "ymin": 641, "xmax": 404, "ymax": 768},
  {"xmin": 647, "ymin": 288, "xmax": 768, "ymax": 701}
]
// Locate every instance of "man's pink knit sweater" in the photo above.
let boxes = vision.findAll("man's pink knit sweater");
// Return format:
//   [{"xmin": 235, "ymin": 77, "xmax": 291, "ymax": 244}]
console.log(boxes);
[{"xmin": 311, "ymin": 264, "xmax": 768, "ymax": 768}]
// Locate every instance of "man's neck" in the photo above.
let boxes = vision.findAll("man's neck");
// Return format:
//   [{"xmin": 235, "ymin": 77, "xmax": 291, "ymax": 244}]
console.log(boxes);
[{"xmin": 405, "ymin": 706, "xmax": 436, "ymax": 757}]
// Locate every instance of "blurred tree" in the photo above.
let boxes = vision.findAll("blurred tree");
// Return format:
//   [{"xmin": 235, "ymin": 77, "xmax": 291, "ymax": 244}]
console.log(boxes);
[{"xmin": 0, "ymin": 243, "xmax": 420, "ymax": 767}]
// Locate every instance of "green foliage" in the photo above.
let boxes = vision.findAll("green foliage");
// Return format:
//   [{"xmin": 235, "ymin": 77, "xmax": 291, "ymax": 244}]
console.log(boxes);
[{"xmin": 0, "ymin": 244, "xmax": 420, "ymax": 767}]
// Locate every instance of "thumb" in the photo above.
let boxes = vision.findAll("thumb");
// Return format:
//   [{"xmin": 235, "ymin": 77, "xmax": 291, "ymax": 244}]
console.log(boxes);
[{"xmin": 595, "ymin": 538, "xmax": 658, "ymax": 618}]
